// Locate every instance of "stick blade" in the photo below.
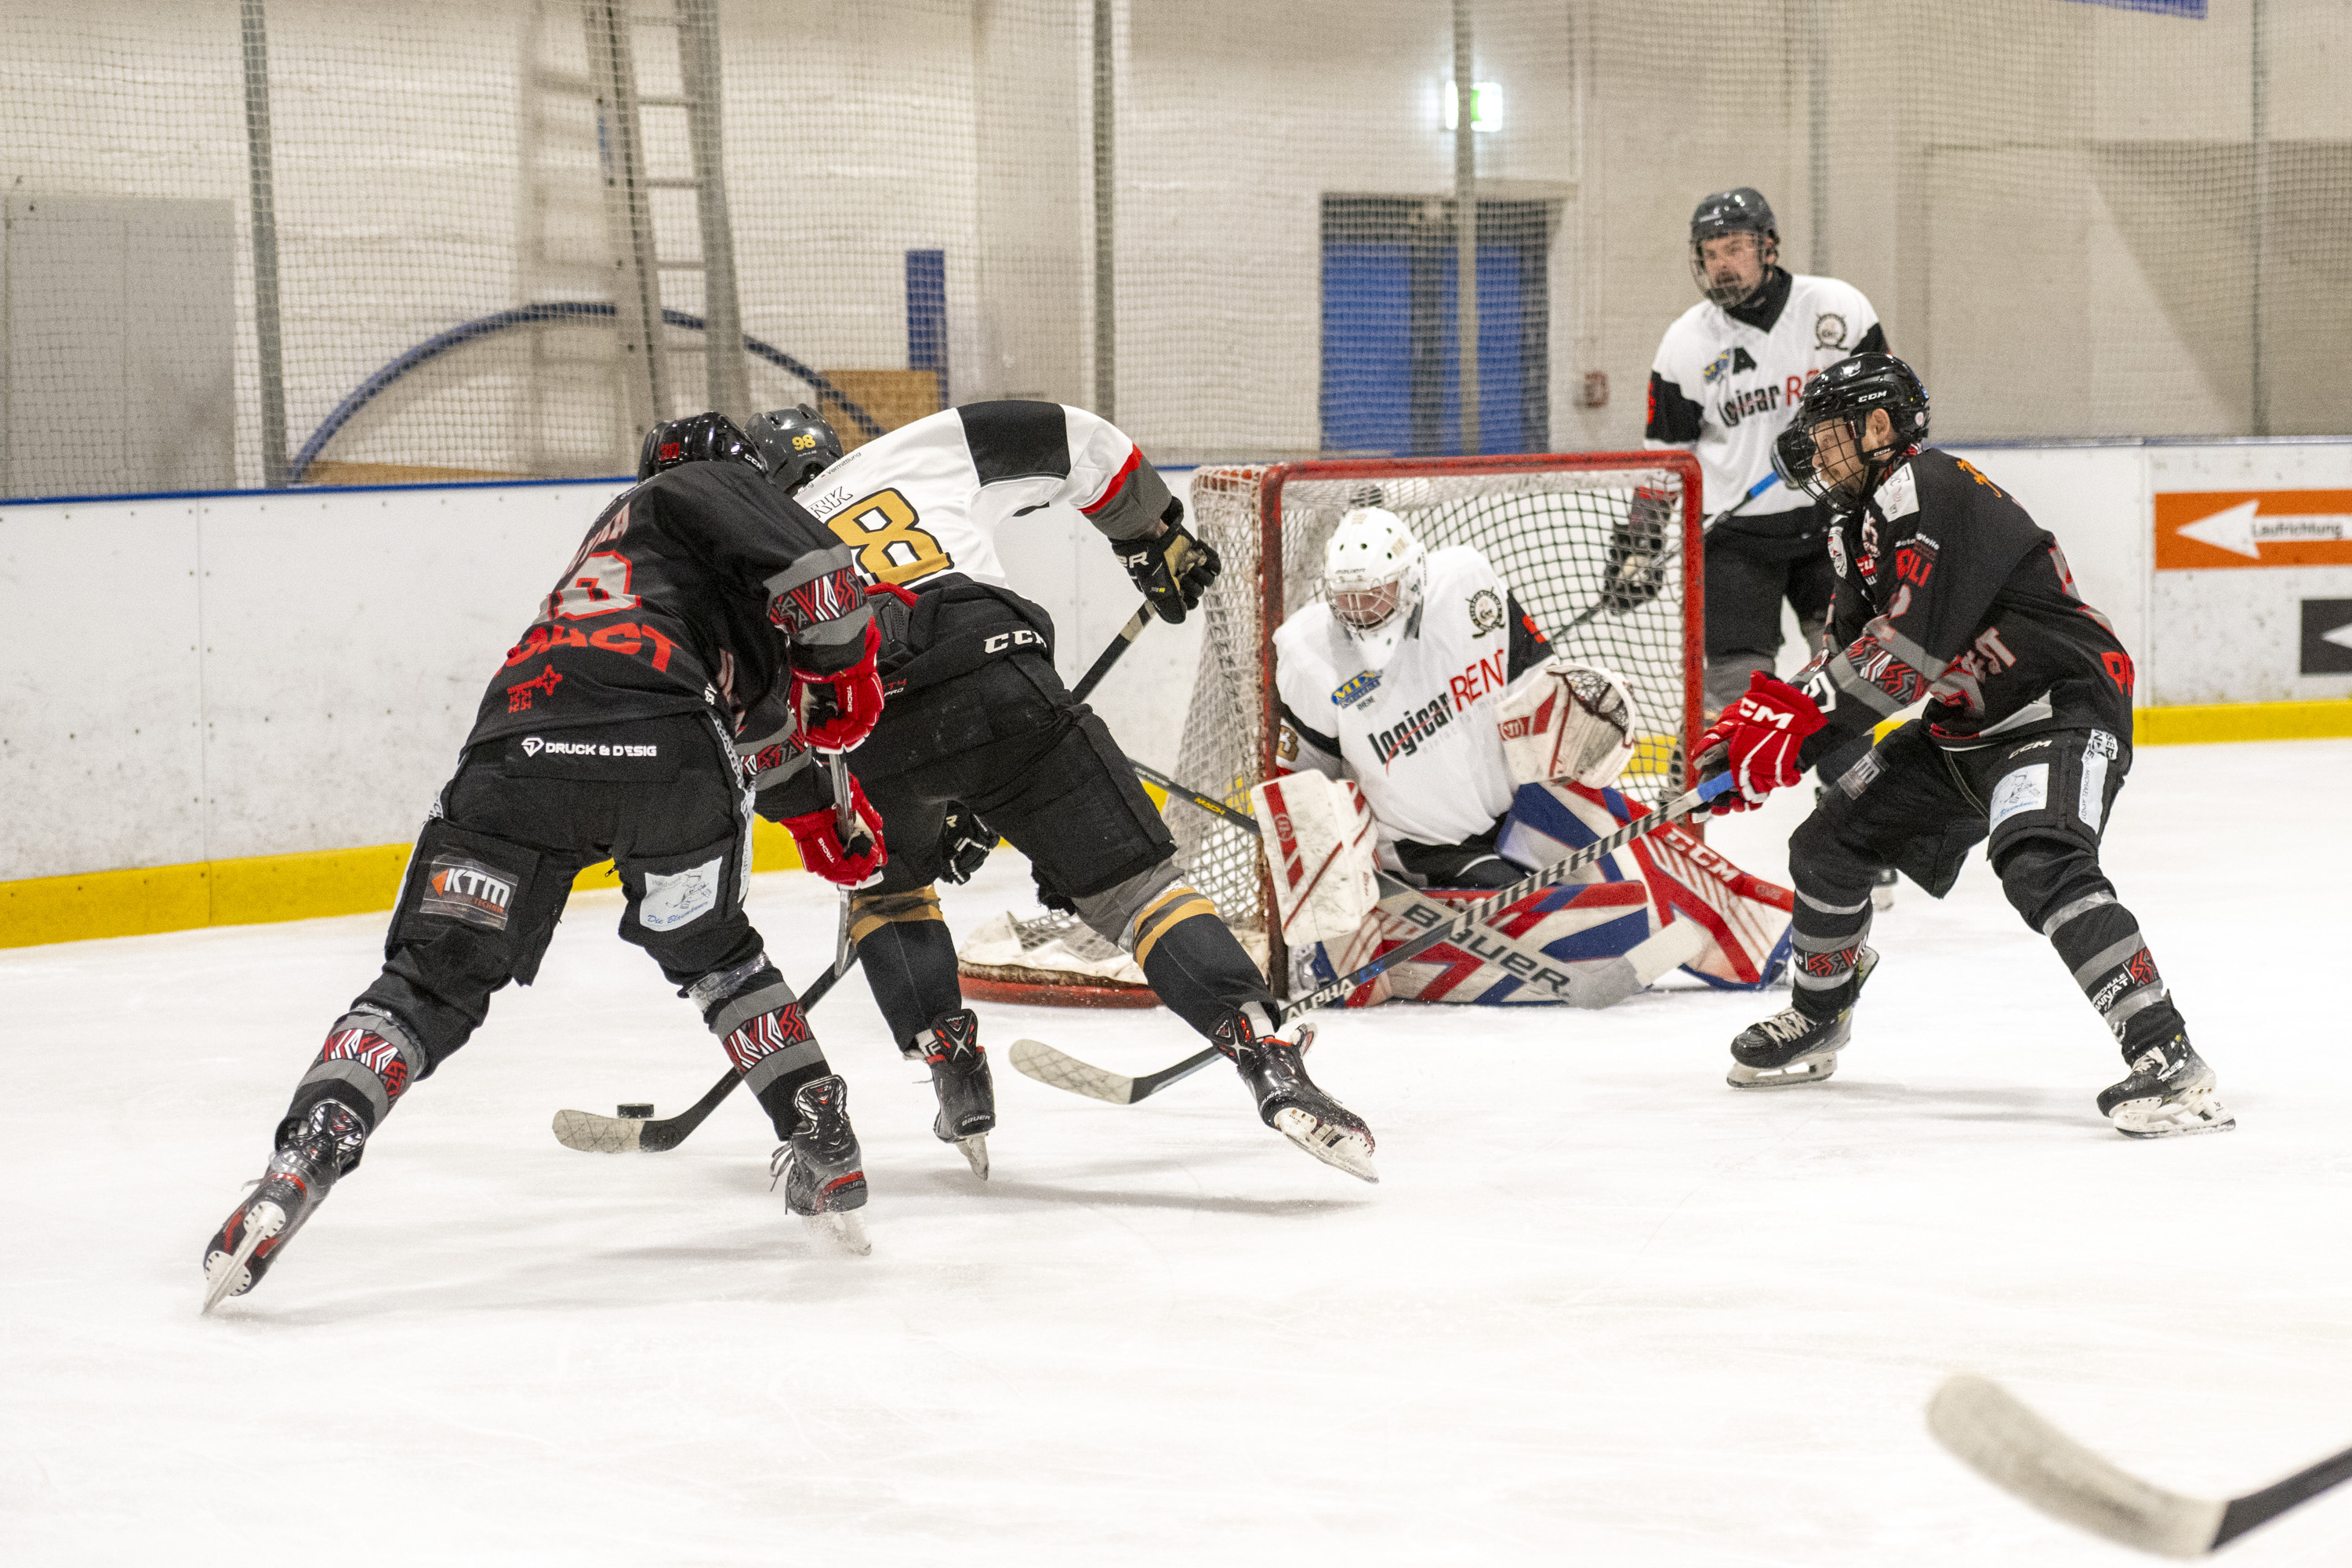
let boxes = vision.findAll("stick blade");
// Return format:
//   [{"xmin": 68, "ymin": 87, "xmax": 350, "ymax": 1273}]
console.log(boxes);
[
  {"xmin": 552, "ymin": 1109, "xmax": 644, "ymax": 1153},
  {"xmin": 1927, "ymin": 1375, "xmax": 2223, "ymax": 1559},
  {"xmin": 1008, "ymin": 1038, "xmax": 1136, "ymax": 1104}
]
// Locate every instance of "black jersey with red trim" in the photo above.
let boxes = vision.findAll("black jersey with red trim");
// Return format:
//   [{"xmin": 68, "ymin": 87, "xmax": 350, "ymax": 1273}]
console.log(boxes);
[
  {"xmin": 1792, "ymin": 448, "xmax": 2134, "ymax": 762},
  {"xmin": 466, "ymin": 459, "xmax": 871, "ymax": 746}
]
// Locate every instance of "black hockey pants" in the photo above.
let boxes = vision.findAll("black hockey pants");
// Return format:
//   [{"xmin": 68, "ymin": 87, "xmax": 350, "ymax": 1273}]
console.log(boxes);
[{"xmin": 1783, "ymin": 720, "xmax": 2183, "ymax": 1065}]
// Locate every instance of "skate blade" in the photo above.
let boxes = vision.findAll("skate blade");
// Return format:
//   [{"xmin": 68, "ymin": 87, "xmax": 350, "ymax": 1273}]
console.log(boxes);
[
  {"xmin": 802, "ymin": 1208, "xmax": 872, "ymax": 1256},
  {"xmin": 1726, "ymin": 1051, "xmax": 1840, "ymax": 1090},
  {"xmin": 552, "ymin": 1109, "xmax": 645, "ymax": 1153},
  {"xmin": 201, "ymin": 1200, "xmax": 286, "ymax": 1315},
  {"xmin": 956, "ymin": 1134, "xmax": 990, "ymax": 1181},
  {"xmin": 2112, "ymin": 1091, "xmax": 2237, "ymax": 1139},
  {"xmin": 1270, "ymin": 1106, "xmax": 1378, "ymax": 1184}
]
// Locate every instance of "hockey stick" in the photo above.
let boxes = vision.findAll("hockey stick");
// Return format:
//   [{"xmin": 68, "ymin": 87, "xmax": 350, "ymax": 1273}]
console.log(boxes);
[
  {"xmin": 1009, "ymin": 771, "xmax": 1737, "ymax": 1105},
  {"xmin": 1069, "ymin": 535, "xmax": 1200, "ymax": 703},
  {"xmin": 1559, "ymin": 473, "xmax": 1777, "ymax": 636},
  {"xmin": 1928, "ymin": 1374, "xmax": 2352, "ymax": 1557}
]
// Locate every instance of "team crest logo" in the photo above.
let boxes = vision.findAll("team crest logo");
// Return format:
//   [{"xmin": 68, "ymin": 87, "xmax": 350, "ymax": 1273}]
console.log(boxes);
[
  {"xmin": 1331, "ymin": 670, "xmax": 1382, "ymax": 709},
  {"xmin": 1815, "ymin": 312, "xmax": 1849, "ymax": 350},
  {"xmin": 1467, "ymin": 589, "xmax": 1504, "ymax": 635}
]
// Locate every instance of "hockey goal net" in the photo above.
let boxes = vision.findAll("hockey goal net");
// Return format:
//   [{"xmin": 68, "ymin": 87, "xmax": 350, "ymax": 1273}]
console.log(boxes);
[{"xmin": 956, "ymin": 450, "xmax": 1704, "ymax": 1006}]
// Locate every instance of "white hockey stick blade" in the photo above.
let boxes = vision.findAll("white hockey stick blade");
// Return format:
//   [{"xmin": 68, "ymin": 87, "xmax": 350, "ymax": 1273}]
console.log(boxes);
[
  {"xmin": 956, "ymin": 1134, "xmax": 990, "ymax": 1181},
  {"xmin": 201, "ymin": 1199, "xmax": 285, "ymax": 1316},
  {"xmin": 804, "ymin": 1209, "xmax": 872, "ymax": 1257},
  {"xmin": 552, "ymin": 1109, "xmax": 644, "ymax": 1153},
  {"xmin": 1928, "ymin": 1375, "xmax": 2225, "ymax": 1559},
  {"xmin": 1009, "ymin": 1037, "xmax": 1136, "ymax": 1105}
]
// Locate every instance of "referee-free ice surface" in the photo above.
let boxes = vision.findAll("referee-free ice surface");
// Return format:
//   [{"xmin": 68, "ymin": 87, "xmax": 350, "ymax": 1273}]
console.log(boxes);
[{"xmin": 5, "ymin": 739, "xmax": 2348, "ymax": 1567}]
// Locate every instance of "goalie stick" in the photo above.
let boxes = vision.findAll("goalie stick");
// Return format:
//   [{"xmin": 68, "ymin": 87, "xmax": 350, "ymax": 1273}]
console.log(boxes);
[
  {"xmin": 1928, "ymin": 1374, "xmax": 2352, "ymax": 1559},
  {"xmin": 1008, "ymin": 771, "xmax": 1737, "ymax": 1105},
  {"xmin": 1561, "ymin": 471, "xmax": 1776, "ymax": 635},
  {"xmin": 550, "ymin": 608, "xmax": 1159, "ymax": 1153}
]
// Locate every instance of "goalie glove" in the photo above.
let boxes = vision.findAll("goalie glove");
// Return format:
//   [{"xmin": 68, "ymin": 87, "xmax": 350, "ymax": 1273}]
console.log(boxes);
[
  {"xmin": 1693, "ymin": 671, "xmax": 1825, "ymax": 814},
  {"xmin": 1599, "ymin": 485, "xmax": 1675, "ymax": 614},
  {"xmin": 1112, "ymin": 499, "xmax": 1222, "ymax": 625},
  {"xmin": 1496, "ymin": 659, "xmax": 1641, "ymax": 789}
]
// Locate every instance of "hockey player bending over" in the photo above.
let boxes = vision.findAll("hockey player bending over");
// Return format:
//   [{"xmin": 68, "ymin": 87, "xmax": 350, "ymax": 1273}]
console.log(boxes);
[
  {"xmin": 1697, "ymin": 353, "xmax": 2231, "ymax": 1138},
  {"xmin": 735, "ymin": 400, "xmax": 1377, "ymax": 1181},
  {"xmin": 202, "ymin": 417, "xmax": 891, "ymax": 1310}
]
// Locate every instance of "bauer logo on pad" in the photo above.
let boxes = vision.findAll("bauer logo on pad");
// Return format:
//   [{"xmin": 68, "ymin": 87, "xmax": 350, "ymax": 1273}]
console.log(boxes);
[{"xmin": 422, "ymin": 856, "xmax": 516, "ymax": 931}]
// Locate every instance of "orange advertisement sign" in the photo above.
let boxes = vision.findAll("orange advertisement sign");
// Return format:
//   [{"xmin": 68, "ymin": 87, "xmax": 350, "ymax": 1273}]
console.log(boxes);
[{"xmin": 2154, "ymin": 489, "xmax": 2352, "ymax": 571}]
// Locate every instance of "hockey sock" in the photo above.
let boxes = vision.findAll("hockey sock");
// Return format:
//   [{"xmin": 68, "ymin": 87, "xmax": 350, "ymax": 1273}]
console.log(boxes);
[
  {"xmin": 1129, "ymin": 891, "xmax": 1279, "ymax": 1038},
  {"xmin": 688, "ymin": 954, "xmax": 833, "ymax": 1140},
  {"xmin": 274, "ymin": 1010, "xmax": 427, "ymax": 1171},
  {"xmin": 2005, "ymin": 844, "xmax": 2183, "ymax": 1058},
  {"xmin": 1789, "ymin": 887, "xmax": 1873, "ymax": 1020},
  {"xmin": 850, "ymin": 901, "xmax": 965, "ymax": 1048}
]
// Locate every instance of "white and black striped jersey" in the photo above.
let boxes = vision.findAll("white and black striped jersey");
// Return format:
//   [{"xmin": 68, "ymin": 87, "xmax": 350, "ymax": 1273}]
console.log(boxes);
[
  {"xmin": 1273, "ymin": 547, "xmax": 1553, "ymax": 855},
  {"xmin": 790, "ymin": 401, "xmax": 1173, "ymax": 592},
  {"xmin": 1646, "ymin": 270, "xmax": 1886, "ymax": 524}
]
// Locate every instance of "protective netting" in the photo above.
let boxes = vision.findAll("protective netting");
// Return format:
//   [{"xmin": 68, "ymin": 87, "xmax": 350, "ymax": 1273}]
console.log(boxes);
[
  {"xmin": 0, "ymin": 0, "xmax": 2343, "ymax": 499},
  {"xmin": 1171, "ymin": 457, "xmax": 1699, "ymax": 987}
]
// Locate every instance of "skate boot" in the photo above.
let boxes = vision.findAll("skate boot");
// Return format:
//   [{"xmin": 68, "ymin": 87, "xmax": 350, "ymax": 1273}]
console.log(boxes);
[
  {"xmin": 1215, "ymin": 1011, "xmax": 1377, "ymax": 1182},
  {"xmin": 2097, "ymin": 1030, "xmax": 2234, "ymax": 1138},
  {"xmin": 908, "ymin": 1010, "xmax": 993, "ymax": 1180},
  {"xmin": 769, "ymin": 1074, "xmax": 870, "ymax": 1254},
  {"xmin": 201, "ymin": 1098, "xmax": 367, "ymax": 1313},
  {"xmin": 1727, "ymin": 948, "xmax": 1878, "ymax": 1089}
]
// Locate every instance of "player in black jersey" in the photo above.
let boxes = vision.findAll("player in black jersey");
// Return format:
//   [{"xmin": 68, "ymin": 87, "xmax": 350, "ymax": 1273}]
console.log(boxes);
[
  {"xmin": 202, "ymin": 416, "xmax": 893, "ymax": 1310},
  {"xmin": 731, "ymin": 401, "xmax": 1379, "ymax": 1184},
  {"xmin": 1694, "ymin": 354, "xmax": 2232, "ymax": 1138}
]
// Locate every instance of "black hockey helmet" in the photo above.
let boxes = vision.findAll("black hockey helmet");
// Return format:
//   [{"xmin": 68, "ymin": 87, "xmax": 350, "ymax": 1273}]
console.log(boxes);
[
  {"xmin": 746, "ymin": 403, "xmax": 844, "ymax": 492},
  {"xmin": 1689, "ymin": 187, "xmax": 1779, "ymax": 307},
  {"xmin": 1773, "ymin": 353, "xmax": 1932, "ymax": 505},
  {"xmin": 637, "ymin": 412, "xmax": 768, "ymax": 481}
]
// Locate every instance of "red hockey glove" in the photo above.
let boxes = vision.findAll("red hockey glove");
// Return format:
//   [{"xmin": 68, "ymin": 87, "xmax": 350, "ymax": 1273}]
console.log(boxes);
[
  {"xmin": 790, "ymin": 621, "xmax": 885, "ymax": 753},
  {"xmin": 780, "ymin": 774, "xmax": 887, "ymax": 888},
  {"xmin": 1693, "ymin": 671, "xmax": 1826, "ymax": 814}
]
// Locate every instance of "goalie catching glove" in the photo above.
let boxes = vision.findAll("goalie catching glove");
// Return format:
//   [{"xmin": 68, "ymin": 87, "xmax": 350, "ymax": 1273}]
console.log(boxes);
[
  {"xmin": 781, "ymin": 773, "xmax": 887, "ymax": 887},
  {"xmin": 1496, "ymin": 658, "xmax": 1640, "ymax": 789},
  {"xmin": 1694, "ymin": 670, "xmax": 1825, "ymax": 813},
  {"xmin": 1113, "ymin": 499, "xmax": 1222, "ymax": 625}
]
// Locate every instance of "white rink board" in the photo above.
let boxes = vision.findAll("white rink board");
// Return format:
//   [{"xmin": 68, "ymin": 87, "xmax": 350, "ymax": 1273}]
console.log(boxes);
[{"xmin": 2, "ymin": 740, "xmax": 2349, "ymax": 1565}]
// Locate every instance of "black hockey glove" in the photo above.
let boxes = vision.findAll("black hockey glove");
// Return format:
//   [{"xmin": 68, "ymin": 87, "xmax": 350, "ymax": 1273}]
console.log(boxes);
[
  {"xmin": 938, "ymin": 804, "xmax": 996, "ymax": 886},
  {"xmin": 1599, "ymin": 485, "xmax": 1674, "ymax": 615},
  {"xmin": 1113, "ymin": 500, "xmax": 1222, "ymax": 625}
]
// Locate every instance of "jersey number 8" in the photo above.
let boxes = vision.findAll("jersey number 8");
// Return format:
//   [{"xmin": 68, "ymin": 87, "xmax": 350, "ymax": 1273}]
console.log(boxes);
[{"xmin": 825, "ymin": 488, "xmax": 953, "ymax": 586}]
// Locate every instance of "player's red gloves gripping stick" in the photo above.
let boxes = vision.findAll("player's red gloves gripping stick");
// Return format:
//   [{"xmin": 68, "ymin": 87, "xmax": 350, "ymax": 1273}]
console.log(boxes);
[
  {"xmin": 789, "ymin": 621, "xmax": 886, "ymax": 753},
  {"xmin": 1694, "ymin": 671, "xmax": 1826, "ymax": 813},
  {"xmin": 782, "ymin": 771, "xmax": 887, "ymax": 888}
]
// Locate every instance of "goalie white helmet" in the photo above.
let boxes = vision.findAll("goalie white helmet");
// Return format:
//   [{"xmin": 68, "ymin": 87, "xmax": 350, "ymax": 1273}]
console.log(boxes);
[{"xmin": 1323, "ymin": 506, "xmax": 1428, "ymax": 666}]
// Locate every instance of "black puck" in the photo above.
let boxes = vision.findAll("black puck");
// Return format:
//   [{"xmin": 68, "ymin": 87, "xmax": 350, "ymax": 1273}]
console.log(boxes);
[{"xmin": 617, "ymin": 1103, "xmax": 655, "ymax": 1120}]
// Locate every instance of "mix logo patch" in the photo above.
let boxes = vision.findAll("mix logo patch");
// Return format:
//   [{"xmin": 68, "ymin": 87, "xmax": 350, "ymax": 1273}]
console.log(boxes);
[
  {"xmin": 1332, "ymin": 670, "xmax": 1382, "ymax": 709},
  {"xmin": 421, "ymin": 855, "xmax": 517, "ymax": 930}
]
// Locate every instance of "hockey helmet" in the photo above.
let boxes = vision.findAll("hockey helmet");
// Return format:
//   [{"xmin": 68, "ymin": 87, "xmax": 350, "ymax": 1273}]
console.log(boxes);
[
  {"xmin": 1323, "ymin": 506, "xmax": 1428, "ymax": 666},
  {"xmin": 746, "ymin": 403, "xmax": 844, "ymax": 492},
  {"xmin": 1688, "ymin": 187, "xmax": 1779, "ymax": 308},
  {"xmin": 1773, "ymin": 353, "xmax": 1931, "ymax": 506},
  {"xmin": 637, "ymin": 412, "xmax": 768, "ymax": 481}
]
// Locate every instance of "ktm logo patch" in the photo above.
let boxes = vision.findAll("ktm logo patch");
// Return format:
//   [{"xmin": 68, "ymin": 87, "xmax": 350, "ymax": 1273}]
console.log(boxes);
[{"xmin": 419, "ymin": 855, "xmax": 516, "ymax": 931}]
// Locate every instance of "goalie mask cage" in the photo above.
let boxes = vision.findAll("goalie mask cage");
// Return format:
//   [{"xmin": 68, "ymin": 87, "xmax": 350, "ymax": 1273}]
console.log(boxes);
[{"xmin": 956, "ymin": 449, "xmax": 1704, "ymax": 1007}]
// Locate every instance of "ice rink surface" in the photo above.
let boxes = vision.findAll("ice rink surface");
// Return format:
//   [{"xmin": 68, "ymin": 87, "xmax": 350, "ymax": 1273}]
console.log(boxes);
[{"xmin": 5, "ymin": 738, "xmax": 2349, "ymax": 1566}]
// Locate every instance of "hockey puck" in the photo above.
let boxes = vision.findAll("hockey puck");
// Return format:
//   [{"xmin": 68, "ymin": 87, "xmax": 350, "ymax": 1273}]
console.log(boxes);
[{"xmin": 617, "ymin": 1103, "xmax": 655, "ymax": 1119}]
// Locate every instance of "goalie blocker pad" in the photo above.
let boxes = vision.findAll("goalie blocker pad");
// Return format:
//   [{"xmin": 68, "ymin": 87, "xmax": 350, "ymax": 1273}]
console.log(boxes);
[{"xmin": 1250, "ymin": 771, "xmax": 1379, "ymax": 947}]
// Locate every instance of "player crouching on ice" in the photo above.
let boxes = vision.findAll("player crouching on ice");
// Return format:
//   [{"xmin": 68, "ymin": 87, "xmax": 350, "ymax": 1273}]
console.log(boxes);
[
  {"xmin": 1697, "ymin": 353, "xmax": 2231, "ymax": 1138},
  {"xmin": 202, "ymin": 416, "xmax": 892, "ymax": 1311},
  {"xmin": 1267, "ymin": 502, "xmax": 1788, "ymax": 1008},
  {"xmin": 739, "ymin": 400, "xmax": 1376, "ymax": 1181}
]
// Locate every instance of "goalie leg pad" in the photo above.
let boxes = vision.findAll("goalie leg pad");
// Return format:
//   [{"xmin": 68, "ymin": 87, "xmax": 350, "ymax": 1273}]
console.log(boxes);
[{"xmin": 1250, "ymin": 772, "xmax": 1380, "ymax": 947}]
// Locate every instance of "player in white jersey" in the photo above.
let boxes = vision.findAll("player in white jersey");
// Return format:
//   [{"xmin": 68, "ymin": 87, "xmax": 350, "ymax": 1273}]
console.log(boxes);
[
  {"xmin": 1272, "ymin": 507, "xmax": 1563, "ymax": 887},
  {"xmin": 1646, "ymin": 187, "xmax": 1887, "ymax": 730},
  {"xmin": 731, "ymin": 401, "xmax": 1378, "ymax": 1182}
]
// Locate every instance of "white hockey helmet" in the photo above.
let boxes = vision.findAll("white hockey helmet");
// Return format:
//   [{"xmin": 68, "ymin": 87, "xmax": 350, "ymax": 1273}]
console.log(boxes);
[{"xmin": 1323, "ymin": 507, "xmax": 1427, "ymax": 665}]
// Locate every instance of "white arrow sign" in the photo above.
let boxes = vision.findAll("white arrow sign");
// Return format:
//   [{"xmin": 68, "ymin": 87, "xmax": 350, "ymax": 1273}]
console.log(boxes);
[
  {"xmin": 2327, "ymin": 622, "xmax": 2352, "ymax": 652},
  {"xmin": 2178, "ymin": 499, "xmax": 2352, "ymax": 557}
]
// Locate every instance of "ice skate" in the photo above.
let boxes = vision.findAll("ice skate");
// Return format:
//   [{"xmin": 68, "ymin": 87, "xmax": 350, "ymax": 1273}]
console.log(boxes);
[
  {"xmin": 770, "ymin": 1074, "xmax": 871, "ymax": 1254},
  {"xmin": 201, "ymin": 1098, "xmax": 365, "ymax": 1313},
  {"xmin": 2097, "ymin": 1032, "xmax": 2234, "ymax": 1139},
  {"xmin": 1217, "ymin": 1015, "xmax": 1377, "ymax": 1182},
  {"xmin": 913, "ymin": 1011, "xmax": 993, "ymax": 1180},
  {"xmin": 1727, "ymin": 949, "xmax": 1878, "ymax": 1089}
]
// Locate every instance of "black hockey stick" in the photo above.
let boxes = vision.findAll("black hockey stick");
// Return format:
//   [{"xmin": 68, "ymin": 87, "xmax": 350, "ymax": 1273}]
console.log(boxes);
[
  {"xmin": 1068, "ymin": 534, "xmax": 1200, "ymax": 702},
  {"xmin": 1009, "ymin": 771, "xmax": 1737, "ymax": 1105},
  {"xmin": 1929, "ymin": 1374, "xmax": 2352, "ymax": 1557},
  {"xmin": 1559, "ymin": 473, "xmax": 1778, "ymax": 636}
]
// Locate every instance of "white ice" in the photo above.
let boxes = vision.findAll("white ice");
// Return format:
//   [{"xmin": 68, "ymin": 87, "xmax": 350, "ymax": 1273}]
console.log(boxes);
[{"xmin": 5, "ymin": 739, "xmax": 2350, "ymax": 1567}]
